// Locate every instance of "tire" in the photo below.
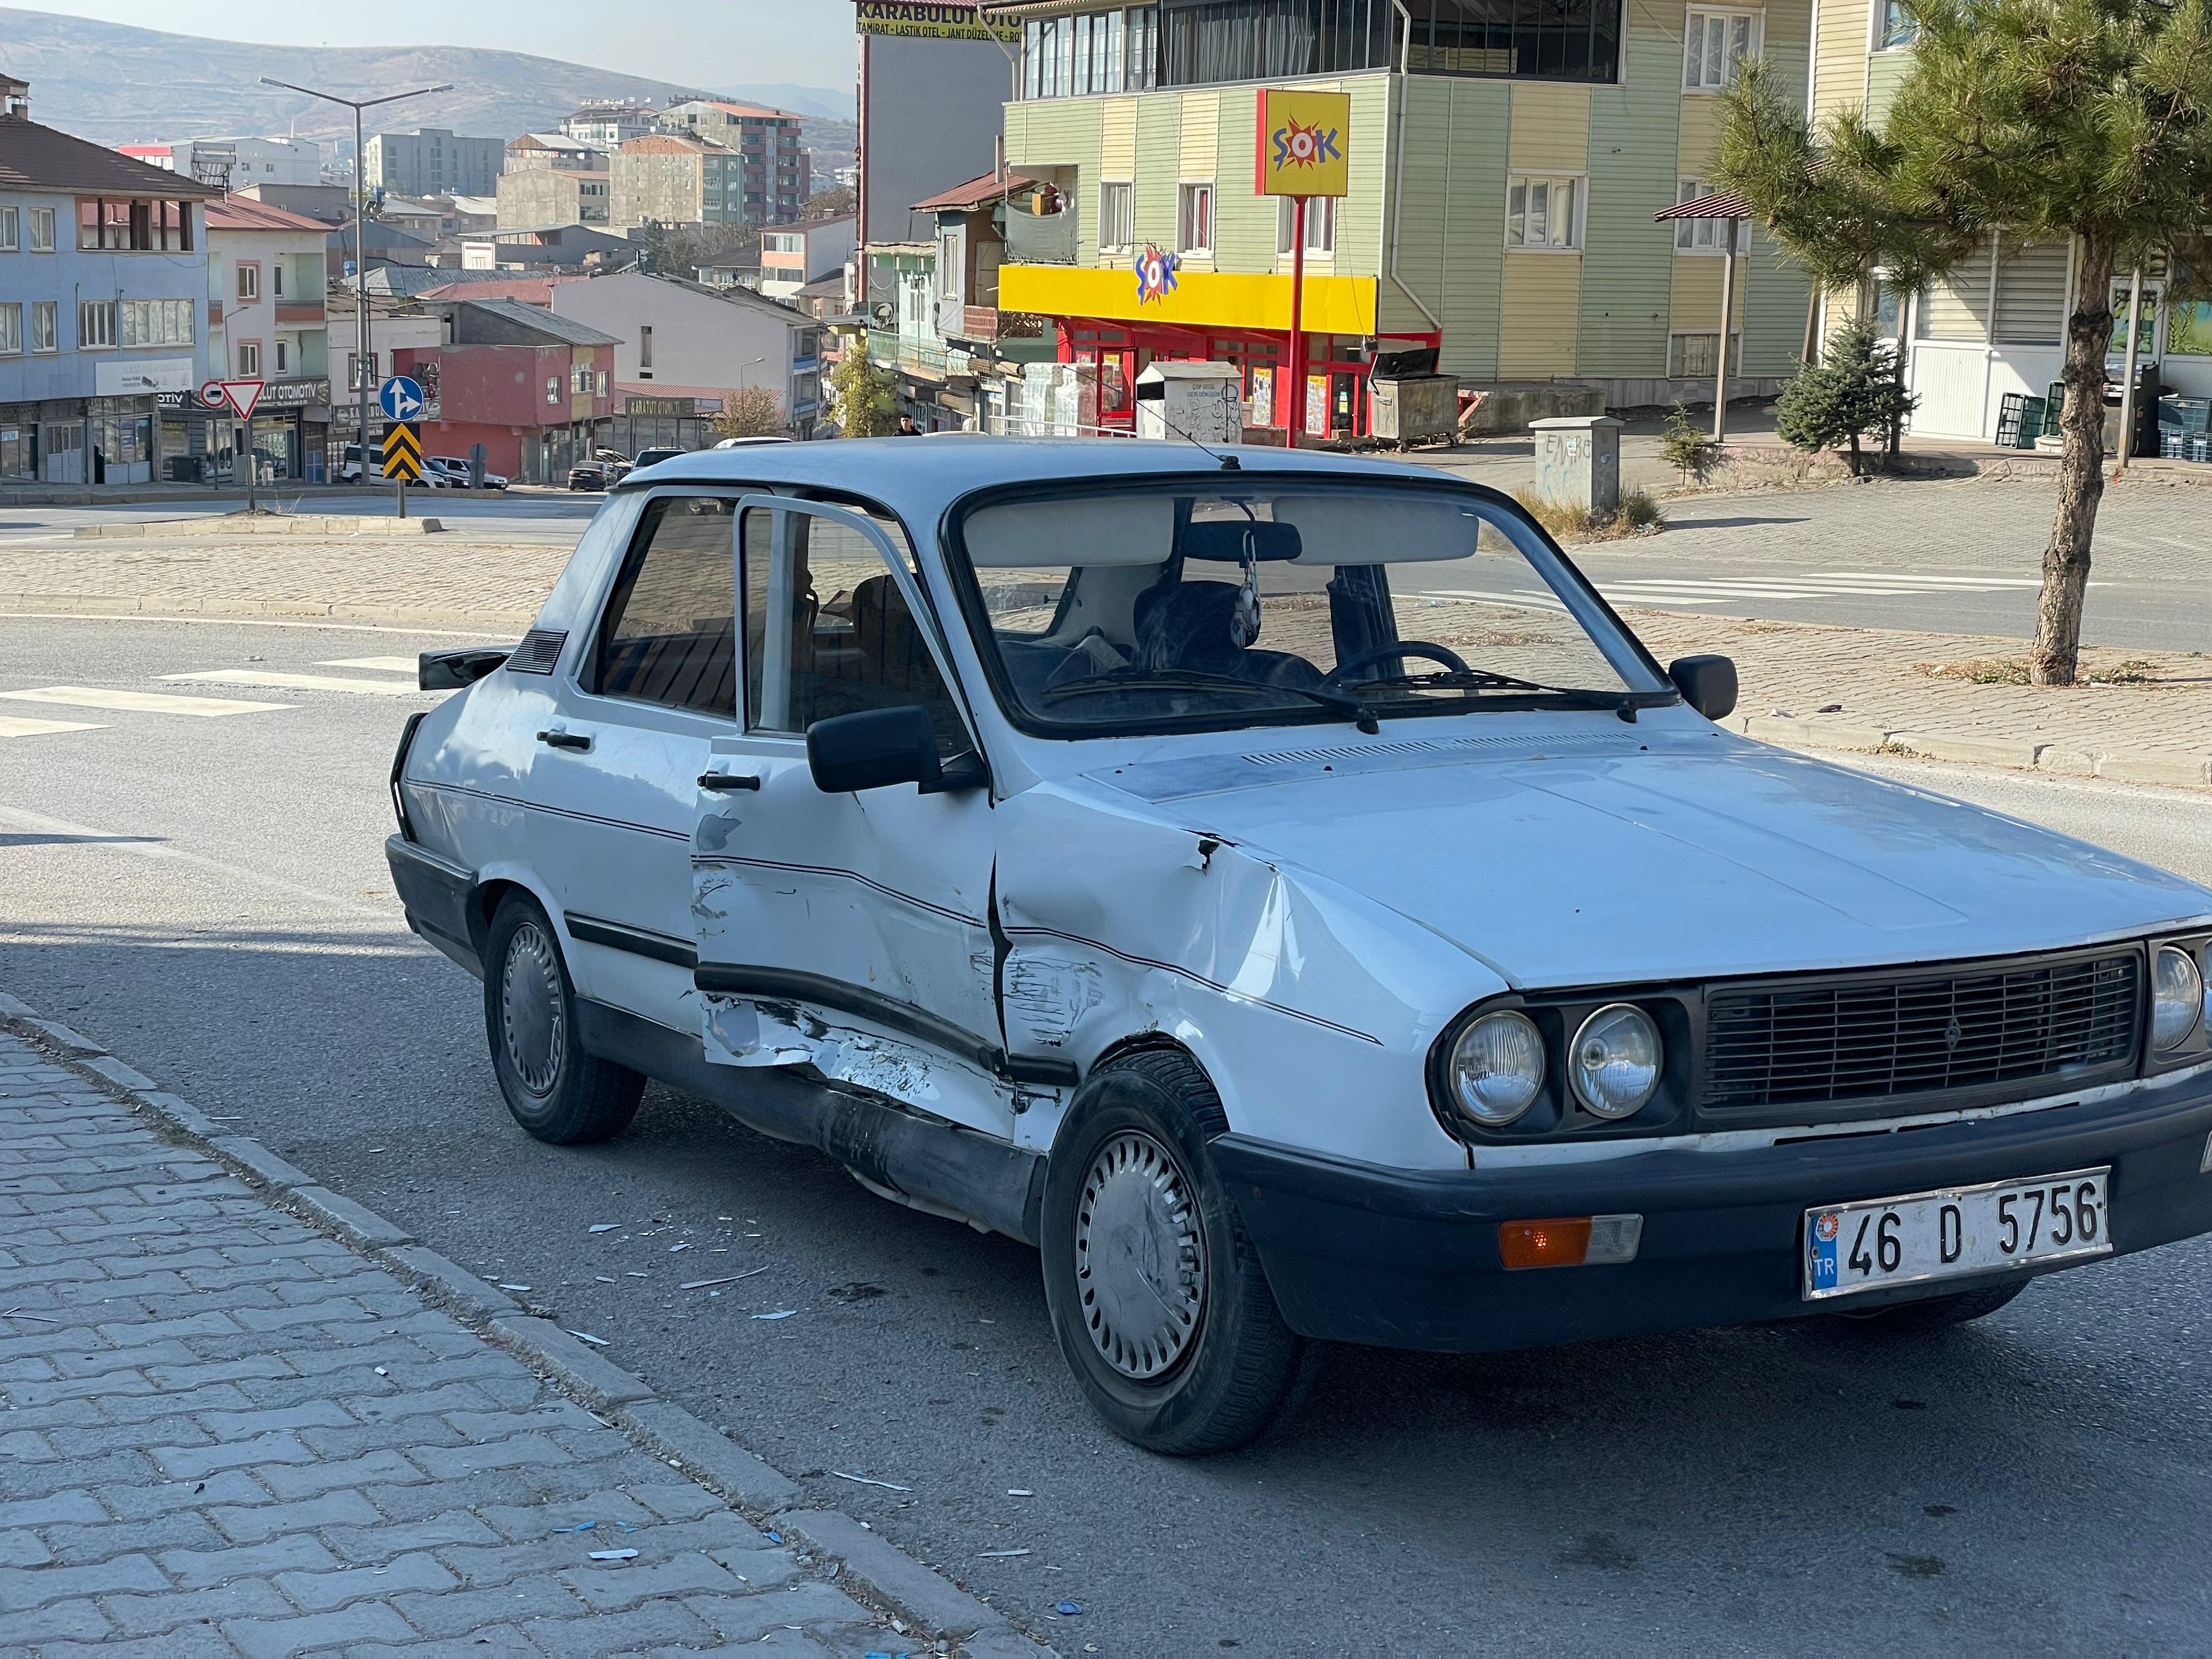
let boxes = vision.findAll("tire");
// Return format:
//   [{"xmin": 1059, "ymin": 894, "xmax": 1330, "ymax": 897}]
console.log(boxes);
[
  {"xmin": 482, "ymin": 894, "xmax": 644, "ymax": 1144},
  {"xmin": 1831, "ymin": 1278, "xmax": 2031, "ymax": 1330},
  {"xmin": 1039, "ymin": 1048, "xmax": 1305, "ymax": 1455}
]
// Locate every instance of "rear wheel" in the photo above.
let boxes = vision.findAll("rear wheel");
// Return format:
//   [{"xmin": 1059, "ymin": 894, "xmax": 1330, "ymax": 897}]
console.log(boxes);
[
  {"xmin": 1040, "ymin": 1049, "xmax": 1304, "ymax": 1455},
  {"xmin": 482, "ymin": 894, "xmax": 644, "ymax": 1144},
  {"xmin": 1831, "ymin": 1278, "xmax": 2031, "ymax": 1330}
]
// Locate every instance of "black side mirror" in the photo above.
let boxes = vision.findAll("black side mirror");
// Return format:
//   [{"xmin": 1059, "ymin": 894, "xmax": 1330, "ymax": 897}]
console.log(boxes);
[
  {"xmin": 807, "ymin": 706, "xmax": 989, "ymax": 794},
  {"xmin": 1667, "ymin": 654, "xmax": 1738, "ymax": 721},
  {"xmin": 419, "ymin": 648, "xmax": 510, "ymax": 691}
]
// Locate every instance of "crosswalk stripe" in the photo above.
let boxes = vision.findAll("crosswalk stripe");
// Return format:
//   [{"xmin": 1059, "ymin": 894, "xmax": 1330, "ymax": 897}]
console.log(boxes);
[
  {"xmin": 0, "ymin": 686, "xmax": 290, "ymax": 717},
  {"xmin": 160, "ymin": 670, "xmax": 431, "ymax": 698},
  {"xmin": 317, "ymin": 657, "xmax": 420, "ymax": 673},
  {"xmin": 0, "ymin": 714, "xmax": 105, "ymax": 738}
]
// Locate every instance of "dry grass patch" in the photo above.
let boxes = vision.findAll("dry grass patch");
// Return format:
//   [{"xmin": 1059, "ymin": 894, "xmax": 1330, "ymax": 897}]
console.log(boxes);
[
  {"xmin": 1918, "ymin": 656, "xmax": 2164, "ymax": 687},
  {"xmin": 1513, "ymin": 487, "xmax": 1665, "ymax": 542}
]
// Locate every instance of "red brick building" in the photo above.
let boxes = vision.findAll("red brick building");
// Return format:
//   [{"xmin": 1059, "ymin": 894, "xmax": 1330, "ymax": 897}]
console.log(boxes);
[{"xmin": 390, "ymin": 298, "xmax": 618, "ymax": 484}]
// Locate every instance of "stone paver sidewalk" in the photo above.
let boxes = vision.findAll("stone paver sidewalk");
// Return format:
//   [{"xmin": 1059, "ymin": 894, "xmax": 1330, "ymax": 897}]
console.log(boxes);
[{"xmin": 0, "ymin": 1026, "xmax": 938, "ymax": 1657}]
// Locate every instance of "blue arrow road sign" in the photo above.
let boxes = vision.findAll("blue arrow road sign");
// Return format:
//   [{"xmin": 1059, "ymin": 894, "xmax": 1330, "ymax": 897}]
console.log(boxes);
[{"xmin": 378, "ymin": 376, "xmax": 425, "ymax": 421}]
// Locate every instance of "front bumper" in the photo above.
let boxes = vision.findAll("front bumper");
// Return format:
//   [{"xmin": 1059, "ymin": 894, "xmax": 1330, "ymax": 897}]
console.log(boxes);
[{"xmin": 1211, "ymin": 1069, "xmax": 2212, "ymax": 1352}]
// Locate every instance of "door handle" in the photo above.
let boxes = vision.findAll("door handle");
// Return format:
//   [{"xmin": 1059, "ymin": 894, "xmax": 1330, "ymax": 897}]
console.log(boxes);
[
  {"xmin": 537, "ymin": 729, "xmax": 592, "ymax": 752},
  {"xmin": 699, "ymin": 772, "xmax": 763, "ymax": 792}
]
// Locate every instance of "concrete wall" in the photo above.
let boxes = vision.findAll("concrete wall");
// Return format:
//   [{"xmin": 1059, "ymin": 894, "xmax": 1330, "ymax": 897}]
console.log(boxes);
[
  {"xmin": 862, "ymin": 32, "xmax": 1014, "ymax": 247},
  {"xmin": 496, "ymin": 170, "xmax": 611, "ymax": 230}
]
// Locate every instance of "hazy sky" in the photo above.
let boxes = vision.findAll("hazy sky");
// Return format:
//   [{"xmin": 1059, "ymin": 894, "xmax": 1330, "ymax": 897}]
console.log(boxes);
[{"xmin": 25, "ymin": 0, "xmax": 859, "ymax": 90}]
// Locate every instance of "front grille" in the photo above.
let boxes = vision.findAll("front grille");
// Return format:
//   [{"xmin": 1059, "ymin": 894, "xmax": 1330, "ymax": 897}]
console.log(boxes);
[{"xmin": 1703, "ymin": 949, "xmax": 2142, "ymax": 1112}]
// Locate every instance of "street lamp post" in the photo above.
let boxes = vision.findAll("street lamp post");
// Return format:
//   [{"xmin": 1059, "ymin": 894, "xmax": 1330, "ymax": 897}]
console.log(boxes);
[{"xmin": 259, "ymin": 76, "xmax": 452, "ymax": 490}]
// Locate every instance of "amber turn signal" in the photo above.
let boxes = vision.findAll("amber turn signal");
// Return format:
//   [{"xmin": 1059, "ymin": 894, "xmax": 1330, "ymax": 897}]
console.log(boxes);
[{"xmin": 1497, "ymin": 1214, "xmax": 1644, "ymax": 1271}]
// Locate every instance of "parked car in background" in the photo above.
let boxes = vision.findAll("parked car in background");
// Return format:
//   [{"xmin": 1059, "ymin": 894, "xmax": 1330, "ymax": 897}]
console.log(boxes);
[
  {"xmin": 595, "ymin": 449, "xmax": 634, "ymax": 482},
  {"xmin": 428, "ymin": 456, "xmax": 510, "ymax": 491},
  {"xmin": 339, "ymin": 444, "xmax": 448, "ymax": 486},
  {"xmin": 566, "ymin": 461, "xmax": 610, "ymax": 491},
  {"xmin": 387, "ymin": 438, "xmax": 2212, "ymax": 1456},
  {"xmin": 631, "ymin": 447, "xmax": 684, "ymax": 470}
]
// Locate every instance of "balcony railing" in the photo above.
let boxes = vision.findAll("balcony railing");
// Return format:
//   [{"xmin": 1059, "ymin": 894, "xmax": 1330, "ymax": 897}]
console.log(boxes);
[{"xmin": 1002, "ymin": 208, "xmax": 1078, "ymax": 266}]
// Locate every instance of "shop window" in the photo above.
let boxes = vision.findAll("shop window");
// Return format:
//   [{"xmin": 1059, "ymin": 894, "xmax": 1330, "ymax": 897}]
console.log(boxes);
[
  {"xmin": 1276, "ymin": 195, "xmax": 1336, "ymax": 256},
  {"xmin": 1177, "ymin": 182, "xmax": 1214, "ymax": 255},
  {"xmin": 2110, "ymin": 284, "xmax": 2160, "ymax": 358},
  {"xmin": 1673, "ymin": 181, "xmax": 1749, "ymax": 253},
  {"xmin": 1099, "ymin": 182, "xmax": 1134, "ymax": 253},
  {"xmin": 1506, "ymin": 175, "xmax": 1582, "ymax": 251},
  {"xmin": 78, "ymin": 300, "xmax": 115, "ymax": 348},
  {"xmin": 2168, "ymin": 298, "xmax": 2212, "ymax": 358},
  {"xmin": 1683, "ymin": 8, "xmax": 1758, "ymax": 90}
]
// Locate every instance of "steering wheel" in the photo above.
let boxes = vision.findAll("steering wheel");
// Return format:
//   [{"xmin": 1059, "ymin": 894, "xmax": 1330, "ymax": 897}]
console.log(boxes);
[{"xmin": 1323, "ymin": 641, "xmax": 1471, "ymax": 685}]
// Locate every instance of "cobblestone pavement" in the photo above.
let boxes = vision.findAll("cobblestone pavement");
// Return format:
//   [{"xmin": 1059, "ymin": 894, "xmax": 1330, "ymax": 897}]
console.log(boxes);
[{"xmin": 0, "ymin": 1030, "xmax": 916, "ymax": 1658}]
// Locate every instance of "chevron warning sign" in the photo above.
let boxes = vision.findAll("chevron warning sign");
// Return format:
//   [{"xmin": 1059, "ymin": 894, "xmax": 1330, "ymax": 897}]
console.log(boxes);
[{"xmin": 382, "ymin": 421, "xmax": 424, "ymax": 484}]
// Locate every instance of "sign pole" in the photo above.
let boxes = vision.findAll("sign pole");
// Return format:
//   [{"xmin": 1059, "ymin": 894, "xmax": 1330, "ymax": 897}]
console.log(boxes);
[
  {"xmin": 245, "ymin": 413, "xmax": 256, "ymax": 515},
  {"xmin": 1286, "ymin": 196, "xmax": 1306, "ymax": 450},
  {"xmin": 397, "ymin": 476, "xmax": 407, "ymax": 520}
]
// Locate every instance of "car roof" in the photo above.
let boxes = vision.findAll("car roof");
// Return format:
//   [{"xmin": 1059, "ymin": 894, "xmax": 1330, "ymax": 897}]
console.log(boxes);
[{"xmin": 615, "ymin": 435, "xmax": 1489, "ymax": 528}]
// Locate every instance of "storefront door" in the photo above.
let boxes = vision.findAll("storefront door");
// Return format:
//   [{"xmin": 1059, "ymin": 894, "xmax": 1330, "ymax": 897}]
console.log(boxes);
[{"xmin": 42, "ymin": 422, "xmax": 84, "ymax": 483}]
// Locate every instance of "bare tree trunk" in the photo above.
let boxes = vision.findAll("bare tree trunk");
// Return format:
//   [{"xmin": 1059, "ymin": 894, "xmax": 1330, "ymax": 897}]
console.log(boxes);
[{"xmin": 2032, "ymin": 239, "xmax": 2114, "ymax": 687}]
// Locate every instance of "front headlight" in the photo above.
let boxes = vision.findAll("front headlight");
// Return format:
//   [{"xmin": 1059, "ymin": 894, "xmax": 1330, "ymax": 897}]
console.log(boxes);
[
  {"xmin": 1449, "ymin": 1010, "xmax": 1546, "ymax": 1126},
  {"xmin": 1570, "ymin": 1004, "xmax": 1663, "ymax": 1119},
  {"xmin": 2153, "ymin": 945, "xmax": 2204, "ymax": 1050}
]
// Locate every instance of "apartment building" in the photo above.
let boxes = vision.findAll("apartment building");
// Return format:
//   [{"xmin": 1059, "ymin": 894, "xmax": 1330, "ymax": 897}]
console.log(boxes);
[
  {"xmin": 392, "ymin": 296, "xmax": 618, "ymax": 483},
  {"xmin": 989, "ymin": 0, "xmax": 1814, "ymax": 438},
  {"xmin": 120, "ymin": 136, "xmax": 325, "ymax": 189},
  {"xmin": 497, "ymin": 166, "xmax": 611, "ymax": 230},
  {"xmin": 1809, "ymin": 0, "xmax": 2212, "ymax": 439},
  {"xmin": 759, "ymin": 215, "xmax": 855, "ymax": 298},
  {"xmin": 506, "ymin": 132, "xmax": 607, "ymax": 173},
  {"xmin": 612, "ymin": 133, "xmax": 746, "ymax": 228},
  {"xmin": 184, "ymin": 194, "xmax": 333, "ymax": 482},
  {"xmin": 563, "ymin": 104, "xmax": 661, "ymax": 147},
  {"xmin": 658, "ymin": 101, "xmax": 811, "ymax": 225},
  {"xmin": 365, "ymin": 128, "xmax": 504, "ymax": 199},
  {"xmin": 1, "ymin": 74, "xmax": 218, "ymax": 484}
]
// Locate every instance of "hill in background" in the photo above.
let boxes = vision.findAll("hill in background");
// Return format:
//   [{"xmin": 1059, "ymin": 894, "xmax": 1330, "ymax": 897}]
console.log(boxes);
[{"xmin": 0, "ymin": 6, "xmax": 853, "ymax": 166}]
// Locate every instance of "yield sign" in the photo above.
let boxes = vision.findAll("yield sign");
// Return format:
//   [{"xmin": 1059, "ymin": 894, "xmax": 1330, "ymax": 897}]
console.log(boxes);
[{"xmin": 221, "ymin": 380, "xmax": 265, "ymax": 419}]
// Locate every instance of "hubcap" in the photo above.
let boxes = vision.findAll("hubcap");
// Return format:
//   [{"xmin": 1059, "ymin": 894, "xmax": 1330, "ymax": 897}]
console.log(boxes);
[
  {"xmin": 1074, "ymin": 1131, "xmax": 1206, "ymax": 1380},
  {"xmin": 500, "ymin": 921, "xmax": 565, "ymax": 1097}
]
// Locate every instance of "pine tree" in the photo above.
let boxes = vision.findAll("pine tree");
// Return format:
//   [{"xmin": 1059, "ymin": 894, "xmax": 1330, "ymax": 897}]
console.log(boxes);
[{"xmin": 1775, "ymin": 319, "xmax": 1917, "ymax": 476}]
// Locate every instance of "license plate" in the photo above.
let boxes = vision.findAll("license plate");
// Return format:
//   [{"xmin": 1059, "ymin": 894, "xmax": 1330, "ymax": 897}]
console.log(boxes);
[{"xmin": 1802, "ymin": 1167, "xmax": 2112, "ymax": 1301}]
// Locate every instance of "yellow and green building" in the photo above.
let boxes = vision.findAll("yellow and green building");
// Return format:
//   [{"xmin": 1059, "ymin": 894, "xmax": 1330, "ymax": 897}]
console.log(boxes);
[{"xmin": 979, "ymin": 0, "xmax": 1816, "ymax": 438}]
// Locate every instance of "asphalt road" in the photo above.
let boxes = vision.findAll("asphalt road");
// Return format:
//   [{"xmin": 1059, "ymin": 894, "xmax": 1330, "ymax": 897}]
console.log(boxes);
[{"xmin": 3, "ymin": 614, "xmax": 2210, "ymax": 1656}]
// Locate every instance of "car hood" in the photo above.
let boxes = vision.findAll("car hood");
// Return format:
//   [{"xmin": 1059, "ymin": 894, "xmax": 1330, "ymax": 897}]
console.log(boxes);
[{"xmin": 1081, "ymin": 735, "xmax": 2212, "ymax": 988}]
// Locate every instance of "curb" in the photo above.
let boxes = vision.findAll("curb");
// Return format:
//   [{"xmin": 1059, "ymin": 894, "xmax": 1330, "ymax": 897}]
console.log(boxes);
[
  {"xmin": 0, "ymin": 992, "xmax": 1057, "ymax": 1659},
  {"xmin": 71, "ymin": 515, "xmax": 446, "ymax": 539},
  {"xmin": 1728, "ymin": 711, "xmax": 2212, "ymax": 788}
]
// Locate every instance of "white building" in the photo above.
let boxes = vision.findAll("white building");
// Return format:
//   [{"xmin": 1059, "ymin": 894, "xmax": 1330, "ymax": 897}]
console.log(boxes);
[
  {"xmin": 119, "ymin": 137, "xmax": 325, "ymax": 190},
  {"xmin": 185, "ymin": 195, "xmax": 335, "ymax": 481}
]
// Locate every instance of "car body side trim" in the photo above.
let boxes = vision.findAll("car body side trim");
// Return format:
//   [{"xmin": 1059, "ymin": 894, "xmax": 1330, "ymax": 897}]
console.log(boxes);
[
  {"xmin": 692, "ymin": 962, "xmax": 1080, "ymax": 1088},
  {"xmin": 690, "ymin": 851, "xmax": 985, "ymax": 929},
  {"xmin": 411, "ymin": 780, "xmax": 691, "ymax": 842},
  {"xmin": 1002, "ymin": 923, "xmax": 1385, "ymax": 1045},
  {"xmin": 565, "ymin": 912, "xmax": 697, "ymax": 969}
]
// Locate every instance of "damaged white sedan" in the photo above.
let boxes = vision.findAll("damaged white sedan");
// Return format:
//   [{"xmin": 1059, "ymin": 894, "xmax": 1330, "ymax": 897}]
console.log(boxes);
[{"xmin": 388, "ymin": 438, "xmax": 2212, "ymax": 1453}]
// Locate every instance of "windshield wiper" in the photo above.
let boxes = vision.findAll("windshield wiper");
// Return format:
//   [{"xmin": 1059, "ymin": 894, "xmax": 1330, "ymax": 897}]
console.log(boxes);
[
  {"xmin": 1041, "ymin": 669, "xmax": 1380, "ymax": 732},
  {"xmin": 1346, "ymin": 668, "xmax": 1678, "ymax": 722}
]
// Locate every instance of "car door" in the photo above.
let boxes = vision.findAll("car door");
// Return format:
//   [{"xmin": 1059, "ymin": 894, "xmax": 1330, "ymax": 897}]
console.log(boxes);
[
  {"xmin": 689, "ymin": 496, "xmax": 1011, "ymax": 1138},
  {"xmin": 527, "ymin": 490, "xmax": 748, "ymax": 1022}
]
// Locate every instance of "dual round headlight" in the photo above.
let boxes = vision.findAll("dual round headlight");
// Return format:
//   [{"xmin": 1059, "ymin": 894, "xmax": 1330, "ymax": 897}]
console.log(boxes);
[
  {"xmin": 1447, "ymin": 1003, "xmax": 1664, "ymax": 1128},
  {"xmin": 2153, "ymin": 944, "xmax": 2206, "ymax": 1051}
]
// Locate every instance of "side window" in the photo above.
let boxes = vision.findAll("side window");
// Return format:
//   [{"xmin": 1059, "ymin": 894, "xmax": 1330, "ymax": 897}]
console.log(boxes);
[
  {"xmin": 591, "ymin": 496, "xmax": 738, "ymax": 715},
  {"xmin": 741, "ymin": 509, "xmax": 967, "ymax": 757}
]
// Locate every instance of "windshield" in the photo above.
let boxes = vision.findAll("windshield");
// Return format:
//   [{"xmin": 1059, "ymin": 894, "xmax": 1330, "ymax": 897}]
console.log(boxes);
[{"xmin": 949, "ymin": 478, "xmax": 1669, "ymax": 736}]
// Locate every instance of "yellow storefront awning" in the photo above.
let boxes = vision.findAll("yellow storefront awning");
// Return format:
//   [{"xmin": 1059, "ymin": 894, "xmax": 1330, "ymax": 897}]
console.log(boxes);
[{"xmin": 999, "ymin": 264, "xmax": 1378, "ymax": 336}]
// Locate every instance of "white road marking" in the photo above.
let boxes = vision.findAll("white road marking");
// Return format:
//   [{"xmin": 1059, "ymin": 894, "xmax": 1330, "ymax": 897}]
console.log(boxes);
[
  {"xmin": 1411, "ymin": 586, "xmax": 1568, "ymax": 612},
  {"xmin": 316, "ymin": 656, "xmax": 420, "ymax": 673},
  {"xmin": 0, "ymin": 714, "xmax": 105, "ymax": 738},
  {"xmin": 0, "ymin": 685, "xmax": 291, "ymax": 716},
  {"xmin": 0, "ymin": 612, "xmax": 511, "ymax": 637},
  {"xmin": 0, "ymin": 804, "xmax": 400, "ymax": 922},
  {"xmin": 160, "ymin": 670, "xmax": 430, "ymax": 698}
]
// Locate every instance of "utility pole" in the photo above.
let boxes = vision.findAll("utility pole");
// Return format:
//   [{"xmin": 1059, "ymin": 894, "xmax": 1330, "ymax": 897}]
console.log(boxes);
[{"xmin": 259, "ymin": 76, "xmax": 452, "ymax": 489}]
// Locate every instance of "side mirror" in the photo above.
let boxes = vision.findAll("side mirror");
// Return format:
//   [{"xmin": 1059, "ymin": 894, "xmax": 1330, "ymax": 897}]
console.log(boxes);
[
  {"xmin": 419, "ymin": 648, "xmax": 509, "ymax": 690},
  {"xmin": 808, "ymin": 705, "xmax": 988, "ymax": 794},
  {"xmin": 1667, "ymin": 654, "xmax": 1738, "ymax": 721}
]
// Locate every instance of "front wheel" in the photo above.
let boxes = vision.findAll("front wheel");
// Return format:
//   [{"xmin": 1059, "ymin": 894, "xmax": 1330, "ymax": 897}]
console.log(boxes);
[
  {"xmin": 1040, "ymin": 1049, "xmax": 1304, "ymax": 1455},
  {"xmin": 482, "ymin": 894, "xmax": 644, "ymax": 1144}
]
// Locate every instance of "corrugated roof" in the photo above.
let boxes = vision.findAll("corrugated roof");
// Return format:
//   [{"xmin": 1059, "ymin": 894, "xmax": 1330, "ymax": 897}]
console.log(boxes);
[
  {"xmin": 913, "ymin": 170, "xmax": 1035, "ymax": 212},
  {"xmin": 1655, "ymin": 190, "xmax": 1751, "ymax": 221},
  {"xmin": 205, "ymin": 195, "xmax": 329, "ymax": 233},
  {"xmin": 1, "ymin": 115, "xmax": 223, "ymax": 197}
]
